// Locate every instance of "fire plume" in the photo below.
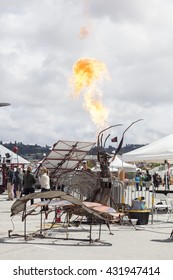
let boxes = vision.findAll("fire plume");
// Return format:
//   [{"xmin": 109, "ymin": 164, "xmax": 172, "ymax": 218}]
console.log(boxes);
[
  {"xmin": 84, "ymin": 88, "xmax": 109, "ymax": 127},
  {"xmin": 72, "ymin": 58, "xmax": 108, "ymax": 94},
  {"xmin": 70, "ymin": 57, "xmax": 110, "ymax": 128}
]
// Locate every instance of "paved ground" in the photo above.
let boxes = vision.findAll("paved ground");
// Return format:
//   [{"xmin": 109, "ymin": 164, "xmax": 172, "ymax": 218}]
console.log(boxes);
[{"xmin": 0, "ymin": 192, "xmax": 173, "ymax": 260}]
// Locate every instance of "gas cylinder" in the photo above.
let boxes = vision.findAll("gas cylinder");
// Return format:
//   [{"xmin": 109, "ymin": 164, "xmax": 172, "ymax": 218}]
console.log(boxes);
[{"xmin": 55, "ymin": 208, "xmax": 61, "ymax": 223}]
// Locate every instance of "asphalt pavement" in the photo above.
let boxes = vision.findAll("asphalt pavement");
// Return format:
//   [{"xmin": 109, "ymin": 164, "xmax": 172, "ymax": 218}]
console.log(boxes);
[{"xmin": 0, "ymin": 191, "xmax": 173, "ymax": 260}]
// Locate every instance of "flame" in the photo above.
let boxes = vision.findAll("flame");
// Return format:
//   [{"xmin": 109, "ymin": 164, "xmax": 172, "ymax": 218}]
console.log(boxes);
[
  {"xmin": 70, "ymin": 57, "xmax": 110, "ymax": 129},
  {"xmin": 71, "ymin": 58, "xmax": 108, "ymax": 94},
  {"xmin": 74, "ymin": 1, "xmax": 109, "ymax": 129},
  {"xmin": 83, "ymin": 87, "xmax": 109, "ymax": 127}
]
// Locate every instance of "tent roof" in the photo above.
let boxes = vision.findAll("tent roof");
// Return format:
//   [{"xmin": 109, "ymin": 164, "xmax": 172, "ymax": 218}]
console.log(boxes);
[
  {"xmin": 92, "ymin": 155, "xmax": 136, "ymax": 172},
  {"xmin": 0, "ymin": 144, "xmax": 29, "ymax": 165},
  {"xmin": 109, "ymin": 155, "xmax": 136, "ymax": 172},
  {"xmin": 122, "ymin": 133, "xmax": 173, "ymax": 163}
]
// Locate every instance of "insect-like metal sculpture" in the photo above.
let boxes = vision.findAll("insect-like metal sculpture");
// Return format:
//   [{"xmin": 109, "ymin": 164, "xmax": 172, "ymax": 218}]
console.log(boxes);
[
  {"xmin": 82, "ymin": 119, "xmax": 143, "ymax": 206},
  {"xmin": 10, "ymin": 120, "xmax": 142, "ymax": 242}
]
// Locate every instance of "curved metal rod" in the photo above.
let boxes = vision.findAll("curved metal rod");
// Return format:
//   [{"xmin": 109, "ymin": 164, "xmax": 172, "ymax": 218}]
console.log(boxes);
[
  {"xmin": 122, "ymin": 118, "xmax": 143, "ymax": 136},
  {"xmin": 104, "ymin": 134, "xmax": 110, "ymax": 148},
  {"xmin": 100, "ymin": 133, "xmax": 103, "ymax": 148},
  {"xmin": 97, "ymin": 124, "xmax": 123, "ymax": 146},
  {"xmin": 111, "ymin": 119, "xmax": 143, "ymax": 162},
  {"xmin": 97, "ymin": 124, "xmax": 122, "ymax": 161}
]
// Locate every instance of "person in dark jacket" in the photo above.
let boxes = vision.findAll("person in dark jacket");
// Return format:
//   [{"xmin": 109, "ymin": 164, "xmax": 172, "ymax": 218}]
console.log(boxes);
[
  {"xmin": 6, "ymin": 166, "xmax": 14, "ymax": 200},
  {"xmin": 13, "ymin": 167, "xmax": 23, "ymax": 199},
  {"xmin": 23, "ymin": 166, "xmax": 36, "ymax": 205}
]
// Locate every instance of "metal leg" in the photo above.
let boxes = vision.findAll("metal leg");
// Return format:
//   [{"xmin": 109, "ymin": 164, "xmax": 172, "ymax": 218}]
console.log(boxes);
[
  {"xmin": 106, "ymin": 221, "xmax": 114, "ymax": 235},
  {"xmin": 65, "ymin": 213, "xmax": 69, "ymax": 239},
  {"xmin": 98, "ymin": 223, "xmax": 101, "ymax": 240},
  {"xmin": 40, "ymin": 206, "xmax": 43, "ymax": 234},
  {"xmin": 89, "ymin": 215, "xmax": 93, "ymax": 243},
  {"xmin": 23, "ymin": 204, "xmax": 27, "ymax": 240}
]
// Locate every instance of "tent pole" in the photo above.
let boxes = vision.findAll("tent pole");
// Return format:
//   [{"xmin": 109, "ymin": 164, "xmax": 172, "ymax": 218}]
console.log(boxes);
[{"xmin": 151, "ymin": 183, "xmax": 154, "ymax": 224}]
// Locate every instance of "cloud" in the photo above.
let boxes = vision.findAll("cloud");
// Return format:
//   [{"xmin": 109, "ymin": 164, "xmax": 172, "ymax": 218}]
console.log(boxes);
[{"xmin": 1, "ymin": 0, "xmax": 173, "ymax": 148}]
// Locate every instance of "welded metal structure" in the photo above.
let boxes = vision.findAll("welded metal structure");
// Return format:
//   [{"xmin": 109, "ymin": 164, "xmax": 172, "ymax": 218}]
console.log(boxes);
[
  {"xmin": 37, "ymin": 120, "xmax": 142, "ymax": 206},
  {"xmin": 9, "ymin": 122, "xmax": 143, "ymax": 243}
]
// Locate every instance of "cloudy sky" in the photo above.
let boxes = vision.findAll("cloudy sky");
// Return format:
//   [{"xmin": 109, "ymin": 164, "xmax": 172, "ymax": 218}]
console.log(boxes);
[{"xmin": 1, "ymin": 0, "xmax": 173, "ymax": 148}]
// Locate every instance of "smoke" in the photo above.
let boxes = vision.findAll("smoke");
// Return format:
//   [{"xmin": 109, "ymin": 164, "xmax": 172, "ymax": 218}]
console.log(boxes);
[{"xmin": 79, "ymin": 0, "xmax": 90, "ymax": 39}]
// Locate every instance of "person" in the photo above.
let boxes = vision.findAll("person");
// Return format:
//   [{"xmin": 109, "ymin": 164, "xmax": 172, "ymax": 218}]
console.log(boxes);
[
  {"xmin": 153, "ymin": 172, "xmax": 161, "ymax": 189},
  {"xmin": 23, "ymin": 166, "xmax": 36, "ymax": 205},
  {"xmin": 81, "ymin": 160, "xmax": 91, "ymax": 172},
  {"xmin": 5, "ymin": 166, "xmax": 14, "ymax": 201},
  {"xmin": 163, "ymin": 171, "xmax": 170, "ymax": 190},
  {"xmin": 145, "ymin": 170, "xmax": 151, "ymax": 181},
  {"xmin": 13, "ymin": 167, "xmax": 23, "ymax": 199},
  {"xmin": 39, "ymin": 167, "xmax": 50, "ymax": 211},
  {"xmin": 131, "ymin": 196, "xmax": 146, "ymax": 210},
  {"xmin": 143, "ymin": 169, "xmax": 152, "ymax": 190},
  {"xmin": 135, "ymin": 171, "xmax": 141, "ymax": 191}
]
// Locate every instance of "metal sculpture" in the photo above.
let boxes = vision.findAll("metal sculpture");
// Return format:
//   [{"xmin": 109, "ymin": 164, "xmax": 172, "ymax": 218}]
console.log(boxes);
[
  {"xmin": 57, "ymin": 120, "xmax": 142, "ymax": 205},
  {"xmin": 9, "ymin": 120, "xmax": 142, "ymax": 242},
  {"xmin": 89, "ymin": 119, "xmax": 143, "ymax": 205}
]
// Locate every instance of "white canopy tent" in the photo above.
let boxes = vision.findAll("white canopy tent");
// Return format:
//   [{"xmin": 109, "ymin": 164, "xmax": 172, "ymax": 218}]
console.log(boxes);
[
  {"xmin": 92, "ymin": 155, "xmax": 136, "ymax": 172},
  {"xmin": 122, "ymin": 133, "xmax": 173, "ymax": 163},
  {"xmin": 0, "ymin": 144, "xmax": 29, "ymax": 165},
  {"xmin": 109, "ymin": 155, "xmax": 136, "ymax": 172}
]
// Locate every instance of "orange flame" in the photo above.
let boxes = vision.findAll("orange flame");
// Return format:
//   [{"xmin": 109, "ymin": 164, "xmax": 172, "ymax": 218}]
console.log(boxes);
[
  {"xmin": 71, "ymin": 58, "xmax": 108, "ymax": 94},
  {"xmin": 70, "ymin": 57, "xmax": 110, "ymax": 128},
  {"xmin": 84, "ymin": 87, "xmax": 109, "ymax": 127}
]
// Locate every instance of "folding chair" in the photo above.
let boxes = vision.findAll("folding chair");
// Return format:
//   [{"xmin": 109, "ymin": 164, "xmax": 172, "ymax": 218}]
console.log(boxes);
[{"xmin": 153, "ymin": 193, "xmax": 169, "ymax": 219}]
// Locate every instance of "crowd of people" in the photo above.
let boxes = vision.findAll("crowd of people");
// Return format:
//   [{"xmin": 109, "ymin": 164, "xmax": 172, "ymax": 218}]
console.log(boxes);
[
  {"xmin": 3, "ymin": 165, "xmax": 51, "ymax": 205},
  {"xmin": 135, "ymin": 169, "xmax": 171, "ymax": 190},
  {"xmin": 2, "ymin": 160, "xmax": 92, "ymax": 204},
  {"xmin": 2, "ymin": 161, "xmax": 172, "ymax": 206},
  {"xmin": 5, "ymin": 165, "xmax": 24, "ymax": 200},
  {"xmin": 135, "ymin": 169, "xmax": 152, "ymax": 191},
  {"xmin": 152, "ymin": 171, "xmax": 171, "ymax": 189}
]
